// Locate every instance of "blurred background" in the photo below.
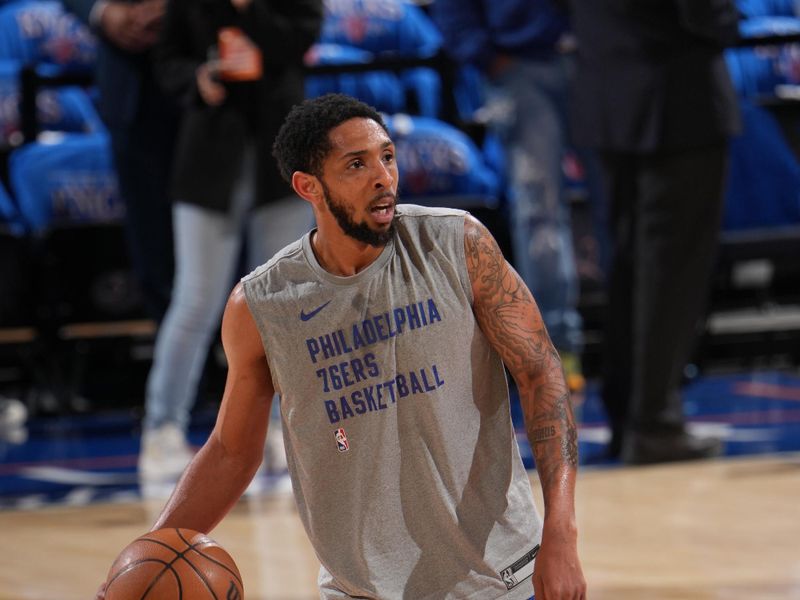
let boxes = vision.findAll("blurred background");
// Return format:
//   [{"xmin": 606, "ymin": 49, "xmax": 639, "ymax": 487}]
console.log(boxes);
[
  {"xmin": 0, "ymin": 0, "xmax": 799, "ymax": 596},
  {"xmin": 0, "ymin": 0, "xmax": 799, "ymax": 499}
]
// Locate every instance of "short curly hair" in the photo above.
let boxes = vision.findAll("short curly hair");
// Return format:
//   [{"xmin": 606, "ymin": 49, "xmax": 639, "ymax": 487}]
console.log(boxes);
[{"xmin": 272, "ymin": 93, "xmax": 390, "ymax": 183}]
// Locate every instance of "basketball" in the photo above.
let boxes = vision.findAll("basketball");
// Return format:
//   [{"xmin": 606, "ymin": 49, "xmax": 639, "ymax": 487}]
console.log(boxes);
[{"xmin": 104, "ymin": 528, "xmax": 244, "ymax": 600}]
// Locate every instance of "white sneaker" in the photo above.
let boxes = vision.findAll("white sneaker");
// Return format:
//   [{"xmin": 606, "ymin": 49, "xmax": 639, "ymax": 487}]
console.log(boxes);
[
  {"xmin": 138, "ymin": 423, "xmax": 194, "ymax": 481},
  {"xmin": 244, "ymin": 419, "xmax": 289, "ymax": 498},
  {"xmin": 263, "ymin": 418, "xmax": 287, "ymax": 474}
]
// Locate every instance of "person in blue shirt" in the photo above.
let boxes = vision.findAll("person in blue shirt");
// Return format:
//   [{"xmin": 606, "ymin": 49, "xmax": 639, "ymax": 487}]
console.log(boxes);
[{"xmin": 431, "ymin": 0, "xmax": 586, "ymax": 394}]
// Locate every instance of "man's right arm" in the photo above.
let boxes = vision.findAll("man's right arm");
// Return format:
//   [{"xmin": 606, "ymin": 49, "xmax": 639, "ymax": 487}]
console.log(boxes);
[{"xmin": 150, "ymin": 282, "xmax": 275, "ymax": 533}]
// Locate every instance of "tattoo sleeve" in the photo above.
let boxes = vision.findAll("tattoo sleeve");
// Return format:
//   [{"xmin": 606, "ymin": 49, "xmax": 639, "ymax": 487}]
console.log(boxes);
[{"xmin": 464, "ymin": 216, "xmax": 578, "ymax": 503}]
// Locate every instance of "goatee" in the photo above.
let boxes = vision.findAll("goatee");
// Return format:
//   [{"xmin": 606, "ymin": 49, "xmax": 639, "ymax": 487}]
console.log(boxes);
[{"xmin": 322, "ymin": 182, "xmax": 398, "ymax": 247}]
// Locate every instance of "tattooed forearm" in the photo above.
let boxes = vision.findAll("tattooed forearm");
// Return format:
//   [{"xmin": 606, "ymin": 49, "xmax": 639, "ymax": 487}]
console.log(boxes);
[
  {"xmin": 528, "ymin": 388, "xmax": 579, "ymax": 488},
  {"xmin": 465, "ymin": 215, "xmax": 578, "ymax": 497},
  {"xmin": 532, "ymin": 425, "xmax": 556, "ymax": 442},
  {"xmin": 464, "ymin": 218, "xmax": 551, "ymax": 380}
]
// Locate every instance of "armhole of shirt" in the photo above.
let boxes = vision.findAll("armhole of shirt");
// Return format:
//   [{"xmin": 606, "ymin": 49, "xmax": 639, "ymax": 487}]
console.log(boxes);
[
  {"xmin": 241, "ymin": 276, "xmax": 283, "ymax": 397},
  {"xmin": 454, "ymin": 212, "xmax": 474, "ymax": 306}
]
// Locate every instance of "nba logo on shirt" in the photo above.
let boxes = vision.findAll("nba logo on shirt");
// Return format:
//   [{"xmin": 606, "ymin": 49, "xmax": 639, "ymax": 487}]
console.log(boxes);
[
  {"xmin": 334, "ymin": 428, "xmax": 349, "ymax": 452},
  {"xmin": 501, "ymin": 567, "xmax": 517, "ymax": 589}
]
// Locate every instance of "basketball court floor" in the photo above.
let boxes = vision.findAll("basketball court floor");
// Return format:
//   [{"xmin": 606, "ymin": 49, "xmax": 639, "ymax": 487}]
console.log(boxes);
[{"xmin": 0, "ymin": 371, "xmax": 799, "ymax": 599}]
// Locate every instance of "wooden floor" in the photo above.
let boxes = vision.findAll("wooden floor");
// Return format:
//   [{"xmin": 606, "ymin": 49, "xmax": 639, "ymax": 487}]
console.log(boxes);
[{"xmin": 1, "ymin": 453, "xmax": 798, "ymax": 600}]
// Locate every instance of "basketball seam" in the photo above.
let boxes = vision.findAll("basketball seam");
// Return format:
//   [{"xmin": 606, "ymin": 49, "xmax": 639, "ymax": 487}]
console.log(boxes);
[
  {"xmin": 140, "ymin": 560, "xmax": 182, "ymax": 600},
  {"xmin": 180, "ymin": 533, "xmax": 243, "ymax": 588},
  {"xmin": 176, "ymin": 528, "xmax": 228, "ymax": 600},
  {"xmin": 105, "ymin": 558, "xmax": 182, "ymax": 600},
  {"xmin": 185, "ymin": 547, "xmax": 243, "ymax": 586},
  {"xmin": 107, "ymin": 529, "xmax": 241, "ymax": 600}
]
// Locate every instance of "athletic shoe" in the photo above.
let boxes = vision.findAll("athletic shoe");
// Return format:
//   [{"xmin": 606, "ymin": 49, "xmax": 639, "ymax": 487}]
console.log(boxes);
[{"xmin": 138, "ymin": 423, "xmax": 194, "ymax": 481}]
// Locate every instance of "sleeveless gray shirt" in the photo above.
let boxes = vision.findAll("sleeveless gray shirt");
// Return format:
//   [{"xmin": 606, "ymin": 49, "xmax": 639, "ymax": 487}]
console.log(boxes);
[{"xmin": 242, "ymin": 205, "xmax": 542, "ymax": 600}]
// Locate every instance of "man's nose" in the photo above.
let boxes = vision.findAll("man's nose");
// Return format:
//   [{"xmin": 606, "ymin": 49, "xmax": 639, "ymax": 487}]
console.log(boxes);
[{"xmin": 373, "ymin": 161, "xmax": 395, "ymax": 189}]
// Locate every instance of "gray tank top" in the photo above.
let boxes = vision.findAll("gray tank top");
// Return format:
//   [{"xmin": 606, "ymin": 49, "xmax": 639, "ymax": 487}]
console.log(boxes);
[{"xmin": 242, "ymin": 204, "xmax": 542, "ymax": 600}]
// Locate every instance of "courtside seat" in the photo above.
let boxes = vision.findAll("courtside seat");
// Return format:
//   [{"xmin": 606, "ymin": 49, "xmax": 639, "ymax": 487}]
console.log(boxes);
[
  {"xmin": 0, "ymin": 0, "xmax": 96, "ymax": 70},
  {"xmin": 725, "ymin": 16, "xmax": 800, "ymax": 98},
  {"xmin": 0, "ymin": 59, "xmax": 102, "ymax": 148},
  {"xmin": 8, "ymin": 131, "xmax": 144, "ymax": 324},
  {"xmin": 725, "ymin": 99, "xmax": 800, "ymax": 232},
  {"xmin": 0, "ymin": 177, "xmax": 33, "ymax": 331},
  {"xmin": 384, "ymin": 113, "xmax": 500, "ymax": 209},
  {"xmin": 305, "ymin": 43, "xmax": 405, "ymax": 115},
  {"xmin": 319, "ymin": 0, "xmax": 443, "ymax": 116},
  {"xmin": 5, "ymin": 131, "xmax": 151, "ymax": 412},
  {"xmin": 8, "ymin": 131, "xmax": 121, "ymax": 233},
  {"xmin": 735, "ymin": 0, "xmax": 797, "ymax": 18}
]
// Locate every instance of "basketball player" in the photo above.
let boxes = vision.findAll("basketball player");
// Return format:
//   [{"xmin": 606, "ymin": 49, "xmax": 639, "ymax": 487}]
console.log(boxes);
[{"xmin": 99, "ymin": 94, "xmax": 585, "ymax": 599}]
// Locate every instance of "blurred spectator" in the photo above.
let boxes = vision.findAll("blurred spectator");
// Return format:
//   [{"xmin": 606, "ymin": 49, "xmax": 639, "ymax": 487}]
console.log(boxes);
[
  {"xmin": 138, "ymin": 0, "xmax": 322, "ymax": 480},
  {"xmin": 318, "ymin": 0, "xmax": 443, "ymax": 116},
  {"xmin": 431, "ymin": 0, "xmax": 586, "ymax": 393},
  {"xmin": 61, "ymin": 0, "xmax": 179, "ymax": 322},
  {"xmin": 569, "ymin": 0, "xmax": 742, "ymax": 464}
]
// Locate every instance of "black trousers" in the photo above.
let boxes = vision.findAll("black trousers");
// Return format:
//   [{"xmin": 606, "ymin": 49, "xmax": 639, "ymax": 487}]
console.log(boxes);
[
  {"xmin": 109, "ymin": 77, "xmax": 179, "ymax": 322},
  {"xmin": 599, "ymin": 143, "xmax": 729, "ymax": 439}
]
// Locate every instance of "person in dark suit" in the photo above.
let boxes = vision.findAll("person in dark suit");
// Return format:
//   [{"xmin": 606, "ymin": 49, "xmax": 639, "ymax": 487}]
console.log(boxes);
[
  {"xmin": 137, "ymin": 0, "xmax": 323, "ymax": 480},
  {"xmin": 568, "ymin": 0, "xmax": 742, "ymax": 464},
  {"xmin": 61, "ymin": 0, "xmax": 179, "ymax": 322}
]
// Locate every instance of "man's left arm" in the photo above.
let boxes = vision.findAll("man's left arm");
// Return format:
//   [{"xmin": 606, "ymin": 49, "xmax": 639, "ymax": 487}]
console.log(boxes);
[{"xmin": 464, "ymin": 215, "xmax": 586, "ymax": 599}]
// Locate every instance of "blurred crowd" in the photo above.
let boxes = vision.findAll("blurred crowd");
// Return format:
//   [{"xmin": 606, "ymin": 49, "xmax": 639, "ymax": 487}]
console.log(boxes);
[{"xmin": 1, "ymin": 0, "xmax": 800, "ymax": 471}]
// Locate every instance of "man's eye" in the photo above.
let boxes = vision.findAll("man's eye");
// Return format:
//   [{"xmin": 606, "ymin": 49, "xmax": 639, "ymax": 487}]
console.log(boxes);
[
  {"xmin": 350, "ymin": 160, "xmax": 364, "ymax": 169},
  {"xmin": 383, "ymin": 153, "xmax": 394, "ymax": 163}
]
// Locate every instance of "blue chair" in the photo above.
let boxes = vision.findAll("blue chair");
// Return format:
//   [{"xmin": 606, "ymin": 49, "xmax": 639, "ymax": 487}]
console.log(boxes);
[
  {"xmin": 736, "ymin": 0, "xmax": 797, "ymax": 18},
  {"xmin": 0, "ymin": 59, "xmax": 102, "ymax": 147},
  {"xmin": 724, "ymin": 99, "xmax": 800, "ymax": 231},
  {"xmin": 0, "ymin": 178, "xmax": 35, "ymax": 328},
  {"xmin": 725, "ymin": 17, "xmax": 800, "ymax": 97},
  {"xmin": 8, "ymin": 131, "xmax": 121, "ymax": 233},
  {"xmin": 305, "ymin": 43, "xmax": 405, "ymax": 115},
  {"xmin": 319, "ymin": 0, "xmax": 443, "ymax": 116},
  {"xmin": 0, "ymin": 0, "xmax": 96, "ymax": 69},
  {"xmin": 0, "ymin": 175, "xmax": 24, "ymax": 234},
  {"xmin": 384, "ymin": 113, "xmax": 500, "ymax": 208}
]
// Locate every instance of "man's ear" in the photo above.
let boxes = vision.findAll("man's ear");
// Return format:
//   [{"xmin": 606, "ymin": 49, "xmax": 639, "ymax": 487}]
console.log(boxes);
[{"xmin": 292, "ymin": 171, "xmax": 323, "ymax": 206}]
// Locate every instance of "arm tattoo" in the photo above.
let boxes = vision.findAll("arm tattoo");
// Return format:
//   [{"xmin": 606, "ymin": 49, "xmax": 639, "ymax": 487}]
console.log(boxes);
[{"xmin": 465, "ymin": 218, "xmax": 578, "ymax": 493}]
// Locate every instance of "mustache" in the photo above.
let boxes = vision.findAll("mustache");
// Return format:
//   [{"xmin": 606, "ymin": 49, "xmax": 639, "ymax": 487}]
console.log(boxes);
[{"xmin": 370, "ymin": 191, "xmax": 397, "ymax": 205}]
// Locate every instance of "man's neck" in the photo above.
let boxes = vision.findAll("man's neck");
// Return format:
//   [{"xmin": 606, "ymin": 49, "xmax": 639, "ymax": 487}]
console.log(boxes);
[{"xmin": 310, "ymin": 229, "xmax": 386, "ymax": 277}]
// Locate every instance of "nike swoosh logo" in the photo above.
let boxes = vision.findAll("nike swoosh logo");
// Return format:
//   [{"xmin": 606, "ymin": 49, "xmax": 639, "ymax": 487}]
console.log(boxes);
[{"xmin": 300, "ymin": 300, "xmax": 331, "ymax": 321}]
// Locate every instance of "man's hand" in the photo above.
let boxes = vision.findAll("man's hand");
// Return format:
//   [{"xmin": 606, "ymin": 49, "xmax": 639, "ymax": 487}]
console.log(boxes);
[
  {"xmin": 230, "ymin": 0, "xmax": 252, "ymax": 11},
  {"xmin": 99, "ymin": 0, "xmax": 164, "ymax": 52},
  {"xmin": 94, "ymin": 581, "xmax": 107, "ymax": 599},
  {"xmin": 196, "ymin": 62, "xmax": 227, "ymax": 106},
  {"xmin": 131, "ymin": 0, "xmax": 166, "ymax": 35},
  {"xmin": 532, "ymin": 520, "xmax": 586, "ymax": 600}
]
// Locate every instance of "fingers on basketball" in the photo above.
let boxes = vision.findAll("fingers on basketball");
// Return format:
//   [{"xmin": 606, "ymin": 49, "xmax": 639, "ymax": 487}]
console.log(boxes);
[{"xmin": 104, "ymin": 528, "xmax": 244, "ymax": 599}]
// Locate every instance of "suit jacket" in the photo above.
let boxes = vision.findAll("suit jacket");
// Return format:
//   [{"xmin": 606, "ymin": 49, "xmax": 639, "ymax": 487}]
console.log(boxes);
[
  {"xmin": 569, "ymin": 0, "xmax": 742, "ymax": 153},
  {"xmin": 155, "ymin": 0, "xmax": 322, "ymax": 211},
  {"xmin": 61, "ymin": 0, "xmax": 157, "ymax": 129}
]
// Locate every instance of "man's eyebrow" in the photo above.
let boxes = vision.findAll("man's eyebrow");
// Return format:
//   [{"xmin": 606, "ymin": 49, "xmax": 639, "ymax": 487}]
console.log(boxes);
[{"xmin": 338, "ymin": 140, "xmax": 394, "ymax": 161}]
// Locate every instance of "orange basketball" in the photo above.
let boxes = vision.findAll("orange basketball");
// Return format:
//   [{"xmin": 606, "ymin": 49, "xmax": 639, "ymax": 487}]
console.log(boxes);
[{"xmin": 104, "ymin": 528, "xmax": 244, "ymax": 599}]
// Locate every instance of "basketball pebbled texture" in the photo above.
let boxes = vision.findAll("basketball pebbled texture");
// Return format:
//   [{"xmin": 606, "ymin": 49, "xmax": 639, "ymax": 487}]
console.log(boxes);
[{"xmin": 104, "ymin": 528, "xmax": 244, "ymax": 600}]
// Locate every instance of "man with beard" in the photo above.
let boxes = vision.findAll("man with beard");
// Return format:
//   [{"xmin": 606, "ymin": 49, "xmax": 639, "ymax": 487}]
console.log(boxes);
[{"xmin": 105, "ymin": 94, "xmax": 585, "ymax": 600}]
